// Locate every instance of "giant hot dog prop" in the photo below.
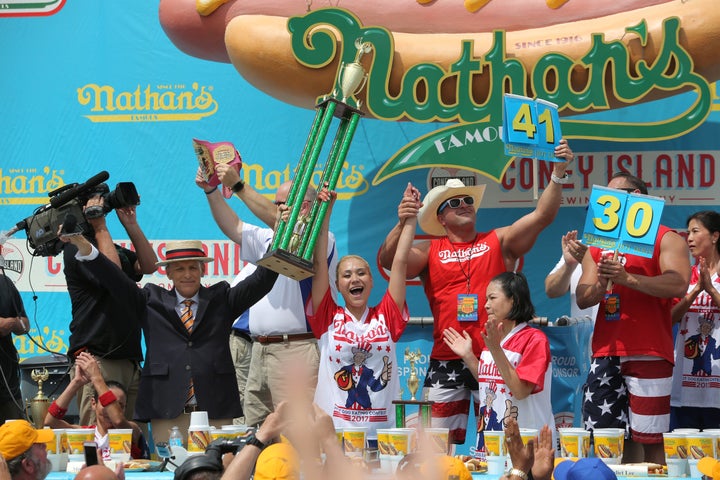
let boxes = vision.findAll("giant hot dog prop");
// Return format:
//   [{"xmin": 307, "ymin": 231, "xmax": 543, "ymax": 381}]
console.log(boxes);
[{"xmin": 160, "ymin": 0, "xmax": 720, "ymax": 120}]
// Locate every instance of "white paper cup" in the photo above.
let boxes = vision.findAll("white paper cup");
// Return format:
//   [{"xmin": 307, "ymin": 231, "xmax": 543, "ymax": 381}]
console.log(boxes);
[
  {"xmin": 376, "ymin": 428, "xmax": 415, "ymax": 456},
  {"xmin": 342, "ymin": 426, "xmax": 367, "ymax": 457},
  {"xmin": 108, "ymin": 428, "xmax": 133, "ymax": 462},
  {"xmin": 379, "ymin": 454, "xmax": 403, "ymax": 473},
  {"xmin": 187, "ymin": 426, "xmax": 212, "ymax": 453},
  {"xmin": 65, "ymin": 428, "xmax": 95, "ymax": 459},
  {"xmin": 701, "ymin": 429, "xmax": 720, "ymax": 457},
  {"xmin": 685, "ymin": 432, "xmax": 714, "ymax": 459},
  {"xmin": 663, "ymin": 431, "xmax": 689, "ymax": 460},
  {"xmin": 593, "ymin": 428, "xmax": 624, "ymax": 462},
  {"xmin": 486, "ymin": 455, "xmax": 507, "ymax": 474},
  {"xmin": 483, "ymin": 430, "xmax": 506, "ymax": 456},
  {"xmin": 189, "ymin": 411, "xmax": 209, "ymax": 428},
  {"xmin": 424, "ymin": 427, "xmax": 449, "ymax": 454},
  {"xmin": 688, "ymin": 458, "xmax": 702, "ymax": 478},
  {"xmin": 558, "ymin": 428, "xmax": 590, "ymax": 458},
  {"xmin": 519, "ymin": 428, "xmax": 538, "ymax": 445},
  {"xmin": 666, "ymin": 457, "xmax": 688, "ymax": 477}
]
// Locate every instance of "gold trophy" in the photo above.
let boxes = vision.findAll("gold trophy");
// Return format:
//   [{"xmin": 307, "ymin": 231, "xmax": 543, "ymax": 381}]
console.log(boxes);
[
  {"xmin": 26, "ymin": 368, "xmax": 50, "ymax": 429},
  {"xmin": 404, "ymin": 348, "xmax": 422, "ymax": 401}
]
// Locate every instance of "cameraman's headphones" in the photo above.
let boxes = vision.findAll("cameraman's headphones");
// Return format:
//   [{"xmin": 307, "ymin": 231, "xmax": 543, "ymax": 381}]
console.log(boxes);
[{"xmin": 173, "ymin": 453, "xmax": 223, "ymax": 480}]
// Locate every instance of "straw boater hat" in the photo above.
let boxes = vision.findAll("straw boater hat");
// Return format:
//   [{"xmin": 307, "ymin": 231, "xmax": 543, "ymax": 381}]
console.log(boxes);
[
  {"xmin": 417, "ymin": 179, "xmax": 486, "ymax": 236},
  {"xmin": 156, "ymin": 240, "xmax": 213, "ymax": 267}
]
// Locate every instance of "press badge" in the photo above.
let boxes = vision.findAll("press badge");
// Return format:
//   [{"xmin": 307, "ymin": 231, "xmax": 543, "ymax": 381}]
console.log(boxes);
[
  {"xmin": 604, "ymin": 293, "xmax": 621, "ymax": 321},
  {"xmin": 457, "ymin": 294, "xmax": 479, "ymax": 322}
]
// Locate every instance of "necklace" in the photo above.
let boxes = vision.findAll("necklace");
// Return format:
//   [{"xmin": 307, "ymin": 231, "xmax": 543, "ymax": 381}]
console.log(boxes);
[{"xmin": 447, "ymin": 235, "xmax": 478, "ymax": 293}]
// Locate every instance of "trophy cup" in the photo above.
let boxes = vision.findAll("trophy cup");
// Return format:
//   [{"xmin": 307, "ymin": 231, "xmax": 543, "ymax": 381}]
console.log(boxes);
[
  {"xmin": 393, "ymin": 348, "xmax": 433, "ymax": 428},
  {"xmin": 258, "ymin": 38, "xmax": 373, "ymax": 280},
  {"xmin": 404, "ymin": 347, "xmax": 422, "ymax": 401},
  {"xmin": 26, "ymin": 367, "xmax": 51, "ymax": 429}
]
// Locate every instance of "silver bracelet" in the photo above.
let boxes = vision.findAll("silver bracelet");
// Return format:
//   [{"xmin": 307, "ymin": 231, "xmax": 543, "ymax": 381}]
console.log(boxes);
[
  {"xmin": 551, "ymin": 172, "xmax": 570, "ymax": 184},
  {"xmin": 507, "ymin": 468, "xmax": 529, "ymax": 480}
]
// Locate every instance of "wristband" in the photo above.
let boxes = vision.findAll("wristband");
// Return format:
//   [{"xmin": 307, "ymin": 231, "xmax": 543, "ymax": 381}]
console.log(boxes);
[
  {"xmin": 231, "ymin": 179, "xmax": 245, "ymax": 193},
  {"xmin": 204, "ymin": 186, "xmax": 217, "ymax": 195},
  {"xmin": 551, "ymin": 172, "xmax": 570, "ymax": 184},
  {"xmin": 508, "ymin": 468, "xmax": 529, "ymax": 480},
  {"xmin": 98, "ymin": 390, "xmax": 117, "ymax": 407},
  {"xmin": 48, "ymin": 401, "xmax": 67, "ymax": 419}
]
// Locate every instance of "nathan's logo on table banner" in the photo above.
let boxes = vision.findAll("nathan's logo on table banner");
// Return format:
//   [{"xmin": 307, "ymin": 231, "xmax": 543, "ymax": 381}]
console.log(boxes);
[
  {"xmin": 77, "ymin": 82, "xmax": 218, "ymax": 122},
  {"xmin": 0, "ymin": 0, "xmax": 65, "ymax": 17},
  {"xmin": 0, "ymin": 167, "xmax": 67, "ymax": 206},
  {"xmin": 282, "ymin": 9, "xmax": 715, "ymax": 184}
]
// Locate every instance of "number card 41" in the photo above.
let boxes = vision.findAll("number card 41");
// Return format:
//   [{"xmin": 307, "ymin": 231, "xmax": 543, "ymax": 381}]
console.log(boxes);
[{"xmin": 502, "ymin": 94, "xmax": 561, "ymax": 161}]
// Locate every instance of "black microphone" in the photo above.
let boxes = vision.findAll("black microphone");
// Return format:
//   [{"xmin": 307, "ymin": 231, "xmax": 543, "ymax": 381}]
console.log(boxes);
[{"xmin": 49, "ymin": 171, "xmax": 110, "ymax": 209}]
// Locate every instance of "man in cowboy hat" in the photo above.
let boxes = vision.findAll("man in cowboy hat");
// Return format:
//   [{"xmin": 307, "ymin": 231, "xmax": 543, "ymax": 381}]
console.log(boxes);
[
  {"xmin": 60, "ymin": 233, "xmax": 278, "ymax": 444},
  {"xmin": 379, "ymin": 139, "xmax": 574, "ymax": 445},
  {"xmin": 0, "ymin": 420, "xmax": 53, "ymax": 480}
]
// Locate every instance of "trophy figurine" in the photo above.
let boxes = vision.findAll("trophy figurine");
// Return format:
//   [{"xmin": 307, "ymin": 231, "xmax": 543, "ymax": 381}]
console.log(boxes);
[
  {"xmin": 26, "ymin": 367, "xmax": 50, "ymax": 429},
  {"xmin": 259, "ymin": 38, "xmax": 372, "ymax": 280},
  {"xmin": 404, "ymin": 348, "xmax": 422, "ymax": 401}
]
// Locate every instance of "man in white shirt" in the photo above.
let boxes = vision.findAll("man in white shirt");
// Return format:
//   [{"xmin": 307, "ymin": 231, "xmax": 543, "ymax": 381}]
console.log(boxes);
[
  {"xmin": 197, "ymin": 165, "xmax": 338, "ymax": 427},
  {"xmin": 545, "ymin": 230, "xmax": 598, "ymax": 321}
]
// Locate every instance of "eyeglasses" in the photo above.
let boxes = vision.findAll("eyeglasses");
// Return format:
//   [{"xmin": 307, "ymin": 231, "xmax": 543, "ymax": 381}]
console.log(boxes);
[{"xmin": 438, "ymin": 196, "xmax": 474, "ymax": 214}]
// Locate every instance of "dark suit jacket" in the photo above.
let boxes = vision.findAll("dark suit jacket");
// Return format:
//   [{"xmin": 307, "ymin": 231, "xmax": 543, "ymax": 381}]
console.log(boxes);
[{"xmin": 80, "ymin": 250, "xmax": 278, "ymax": 420}]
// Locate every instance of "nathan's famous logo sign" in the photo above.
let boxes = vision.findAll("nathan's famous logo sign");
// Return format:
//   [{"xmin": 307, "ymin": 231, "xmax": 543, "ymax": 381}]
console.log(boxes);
[
  {"xmin": 77, "ymin": 82, "xmax": 218, "ymax": 122},
  {"xmin": 280, "ymin": 8, "xmax": 715, "ymax": 185}
]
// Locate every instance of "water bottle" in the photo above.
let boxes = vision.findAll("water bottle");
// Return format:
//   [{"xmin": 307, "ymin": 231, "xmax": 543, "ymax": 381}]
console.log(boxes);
[{"xmin": 169, "ymin": 426, "xmax": 183, "ymax": 448}]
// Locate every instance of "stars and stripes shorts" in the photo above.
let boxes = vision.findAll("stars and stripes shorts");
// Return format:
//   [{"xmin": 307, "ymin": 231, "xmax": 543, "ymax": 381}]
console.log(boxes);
[
  {"xmin": 423, "ymin": 358, "xmax": 480, "ymax": 444},
  {"xmin": 582, "ymin": 356, "xmax": 673, "ymax": 444}
]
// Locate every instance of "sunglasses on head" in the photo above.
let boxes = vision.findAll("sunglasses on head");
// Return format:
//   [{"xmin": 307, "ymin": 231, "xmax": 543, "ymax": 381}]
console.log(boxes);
[{"xmin": 438, "ymin": 195, "xmax": 474, "ymax": 214}]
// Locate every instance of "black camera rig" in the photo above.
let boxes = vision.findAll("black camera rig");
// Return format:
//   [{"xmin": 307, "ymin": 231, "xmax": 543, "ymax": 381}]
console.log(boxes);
[{"xmin": 7, "ymin": 171, "xmax": 140, "ymax": 257}]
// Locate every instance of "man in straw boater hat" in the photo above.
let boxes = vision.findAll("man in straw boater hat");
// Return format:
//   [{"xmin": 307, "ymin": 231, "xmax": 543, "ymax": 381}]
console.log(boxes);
[
  {"xmin": 59, "ymin": 233, "xmax": 278, "ymax": 445},
  {"xmin": 379, "ymin": 139, "xmax": 574, "ymax": 446}
]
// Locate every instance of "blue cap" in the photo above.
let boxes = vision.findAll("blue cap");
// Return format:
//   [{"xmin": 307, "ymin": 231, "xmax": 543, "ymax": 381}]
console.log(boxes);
[{"xmin": 553, "ymin": 458, "xmax": 617, "ymax": 480}]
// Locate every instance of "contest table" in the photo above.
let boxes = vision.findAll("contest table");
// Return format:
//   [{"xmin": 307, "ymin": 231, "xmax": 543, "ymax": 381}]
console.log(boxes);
[
  {"xmin": 48, "ymin": 473, "xmax": 174, "ymax": 480},
  {"xmin": 46, "ymin": 472, "xmax": 703, "ymax": 479}
]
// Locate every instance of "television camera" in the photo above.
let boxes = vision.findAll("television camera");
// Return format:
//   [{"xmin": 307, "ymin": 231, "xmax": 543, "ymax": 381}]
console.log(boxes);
[{"xmin": 5, "ymin": 171, "xmax": 140, "ymax": 257}]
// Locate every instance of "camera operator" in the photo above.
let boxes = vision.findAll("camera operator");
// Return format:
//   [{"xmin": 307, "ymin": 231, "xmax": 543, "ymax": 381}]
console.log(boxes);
[
  {"xmin": 0, "ymin": 255, "xmax": 29, "ymax": 424},
  {"xmin": 63, "ymin": 187, "xmax": 157, "ymax": 427}
]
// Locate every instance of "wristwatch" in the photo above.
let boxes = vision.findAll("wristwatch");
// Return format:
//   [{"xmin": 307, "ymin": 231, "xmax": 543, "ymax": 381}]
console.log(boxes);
[
  {"xmin": 507, "ymin": 468, "xmax": 529, "ymax": 480},
  {"xmin": 244, "ymin": 433, "xmax": 268, "ymax": 450},
  {"xmin": 551, "ymin": 172, "xmax": 571, "ymax": 184}
]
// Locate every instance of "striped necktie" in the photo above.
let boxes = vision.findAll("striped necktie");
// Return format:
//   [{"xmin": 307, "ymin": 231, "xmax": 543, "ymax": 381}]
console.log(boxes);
[
  {"xmin": 180, "ymin": 299, "xmax": 196, "ymax": 405},
  {"xmin": 180, "ymin": 299, "xmax": 195, "ymax": 332}
]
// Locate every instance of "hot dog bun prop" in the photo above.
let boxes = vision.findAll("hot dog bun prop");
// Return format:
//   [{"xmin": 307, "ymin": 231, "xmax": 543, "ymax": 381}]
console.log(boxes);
[
  {"xmin": 160, "ymin": 0, "xmax": 720, "ymax": 121},
  {"xmin": 160, "ymin": 0, "xmax": 674, "ymax": 63}
]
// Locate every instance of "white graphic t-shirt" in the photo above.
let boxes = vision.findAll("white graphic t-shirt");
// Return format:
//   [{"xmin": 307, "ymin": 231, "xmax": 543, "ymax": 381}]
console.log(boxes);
[
  {"xmin": 308, "ymin": 289, "xmax": 409, "ymax": 438},
  {"xmin": 476, "ymin": 323, "xmax": 555, "ymax": 452}
]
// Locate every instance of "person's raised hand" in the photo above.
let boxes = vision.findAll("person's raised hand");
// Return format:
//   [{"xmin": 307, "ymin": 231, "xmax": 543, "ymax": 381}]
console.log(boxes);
[
  {"xmin": 531, "ymin": 424, "xmax": 555, "ymax": 480},
  {"xmin": 216, "ymin": 163, "xmax": 241, "ymax": 189},
  {"xmin": 398, "ymin": 182, "xmax": 422, "ymax": 223},
  {"xmin": 443, "ymin": 327, "xmax": 473, "ymax": 360},
  {"xmin": 503, "ymin": 417, "xmax": 533, "ymax": 476}
]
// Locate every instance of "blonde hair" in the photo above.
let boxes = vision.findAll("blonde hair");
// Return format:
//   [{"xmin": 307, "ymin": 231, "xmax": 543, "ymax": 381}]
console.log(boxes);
[{"xmin": 336, "ymin": 255, "xmax": 371, "ymax": 278}]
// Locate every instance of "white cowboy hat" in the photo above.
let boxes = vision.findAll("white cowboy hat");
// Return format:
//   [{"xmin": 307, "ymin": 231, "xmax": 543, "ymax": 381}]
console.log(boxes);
[
  {"xmin": 418, "ymin": 179, "xmax": 486, "ymax": 236},
  {"xmin": 156, "ymin": 240, "xmax": 213, "ymax": 266}
]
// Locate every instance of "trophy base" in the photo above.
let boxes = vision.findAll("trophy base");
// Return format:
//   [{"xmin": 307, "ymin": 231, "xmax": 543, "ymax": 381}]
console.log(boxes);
[{"xmin": 257, "ymin": 249, "xmax": 314, "ymax": 281}]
